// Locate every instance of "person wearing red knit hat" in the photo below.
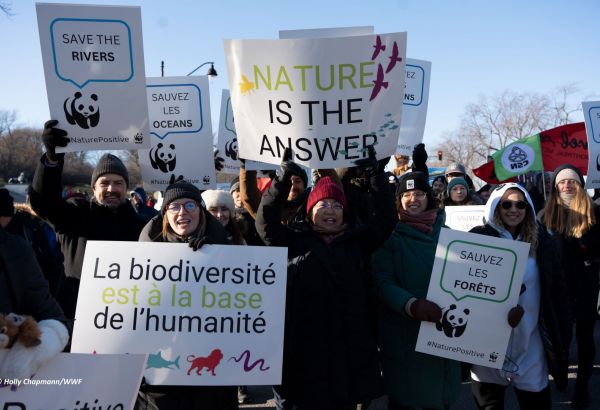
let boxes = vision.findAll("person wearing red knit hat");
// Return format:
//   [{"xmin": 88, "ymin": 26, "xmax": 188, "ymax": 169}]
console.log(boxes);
[{"xmin": 256, "ymin": 148, "xmax": 397, "ymax": 410}]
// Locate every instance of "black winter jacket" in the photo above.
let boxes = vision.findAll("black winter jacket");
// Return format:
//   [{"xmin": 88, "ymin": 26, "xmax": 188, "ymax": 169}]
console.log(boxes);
[
  {"xmin": 256, "ymin": 173, "xmax": 396, "ymax": 407},
  {"xmin": 30, "ymin": 157, "xmax": 146, "ymax": 280},
  {"xmin": 0, "ymin": 229, "xmax": 68, "ymax": 329},
  {"xmin": 470, "ymin": 223, "xmax": 571, "ymax": 390}
]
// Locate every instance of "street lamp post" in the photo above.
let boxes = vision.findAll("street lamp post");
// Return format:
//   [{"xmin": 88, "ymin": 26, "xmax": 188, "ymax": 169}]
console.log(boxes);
[{"xmin": 187, "ymin": 61, "xmax": 217, "ymax": 77}]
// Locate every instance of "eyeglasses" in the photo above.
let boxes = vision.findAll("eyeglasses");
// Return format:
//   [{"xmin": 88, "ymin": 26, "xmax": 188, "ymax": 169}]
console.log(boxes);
[
  {"xmin": 167, "ymin": 201, "xmax": 198, "ymax": 213},
  {"xmin": 401, "ymin": 191, "xmax": 426, "ymax": 199},
  {"xmin": 500, "ymin": 200, "xmax": 527, "ymax": 210},
  {"xmin": 314, "ymin": 200, "xmax": 344, "ymax": 210}
]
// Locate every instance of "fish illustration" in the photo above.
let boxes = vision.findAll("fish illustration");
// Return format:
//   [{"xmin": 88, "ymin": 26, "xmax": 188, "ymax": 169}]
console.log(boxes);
[
  {"xmin": 239, "ymin": 74, "xmax": 255, "ymax": 95},
  {"xmin": 371, "ymin": 35, "xmax": 386, "ymax": 60},
  {"xmin": 146, "ymin": 351, "xmax": 180, "ymax": 370}
]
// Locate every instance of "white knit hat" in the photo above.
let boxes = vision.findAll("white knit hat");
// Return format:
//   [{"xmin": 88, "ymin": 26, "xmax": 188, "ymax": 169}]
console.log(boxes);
[{"xmin": 201, "ymin": 190, "xmax": 235, "ymax": 214}]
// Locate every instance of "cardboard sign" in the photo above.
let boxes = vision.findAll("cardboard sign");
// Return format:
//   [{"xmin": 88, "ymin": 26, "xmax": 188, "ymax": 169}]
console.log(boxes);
[
  {"xmin": 583, "ymin": 101, "xmax": 600, "ymax": 188},
  {"xmin": 0, "ymin": 353, "xmax": 145, "ymax": 409},
  {"xmin": 396, "ymin": 59, "xmax": 431, "ymax": 155},
  {"xmin": 71, "ymin": 241, "xmax": 287, "ymax": 386},
  {"xmin": 139, "ymin": 76, "xmax": 216, "ymax": 191},
  {"xmin": 444, "ymin": 206, "xmax": 486, "ymax": 232},
  {"xmin": 224, "ymin": 33, "xmax": 407, "ymax": 168},
  {"xmin": 415, "ymin": 228, "xmax": 529, "ymax": 368},
  {"xmin": 36, "ymin": 3, "xmax": 150, "ymax": 152}
]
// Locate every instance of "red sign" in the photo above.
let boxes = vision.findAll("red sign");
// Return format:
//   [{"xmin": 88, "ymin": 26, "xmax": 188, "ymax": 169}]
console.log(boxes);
[{"xmin": 539, "ymin": 122, "xmax": 587, "ymax": 175}]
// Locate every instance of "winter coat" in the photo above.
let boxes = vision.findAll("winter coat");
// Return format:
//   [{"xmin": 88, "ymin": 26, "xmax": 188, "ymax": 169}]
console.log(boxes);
[
  {"xmin": 256, "ymin": 173, "xmax": 396, "ymax": 408},
  {"xmin": 469, "ymin": 223, "xmax": 571, "ymax": 390},
  {"xmin": 0, "ymin": 229, "xmax": 68, "ymax": 328},
  {"xmin": 137, "ymin": 211, "xmax": 237, "ymax": 410},
  {"xmin": 371, "ymin": 209, "xmax": 461, "ymax": 409},
  {"xmin": 30, "ymin": 158, "xmax": 146, "ymax": 319},
  {"xmin": 4, "ymin": 208, "xmax": 64, "ymax": 297}
]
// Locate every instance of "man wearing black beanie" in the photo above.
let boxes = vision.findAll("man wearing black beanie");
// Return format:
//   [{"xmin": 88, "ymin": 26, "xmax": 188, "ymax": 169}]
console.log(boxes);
[{"xmin": 29, "ymin": 120, "xmax": 145, "ymax": 320}]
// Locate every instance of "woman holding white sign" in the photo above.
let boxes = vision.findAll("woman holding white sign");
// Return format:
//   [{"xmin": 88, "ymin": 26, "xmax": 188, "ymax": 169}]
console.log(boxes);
[
  {"xmin": 469, "ymin": 183, "xmax": 570, "ymax": 410},
  {"xmin": 539, "ymin": 164, "xmax": 600, "ymax": 409},
  {"xmin": 137, "ymin": 180, "xmax": 237, "ymax": 410},
  {"xmin": 372, "ymin": 171, "xmax": 460, "ymax": 410}
]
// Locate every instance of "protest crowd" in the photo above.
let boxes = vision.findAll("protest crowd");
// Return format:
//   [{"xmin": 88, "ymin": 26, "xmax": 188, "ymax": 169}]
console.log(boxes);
[{"xmin": 2, "ymin": 6, "xmax": 600, "ymax": 410}]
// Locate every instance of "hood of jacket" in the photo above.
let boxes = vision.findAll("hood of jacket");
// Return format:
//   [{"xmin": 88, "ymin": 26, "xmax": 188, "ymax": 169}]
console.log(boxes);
[{"xmin": 484, "ymin": 183, "xmax": 535, "ymax": 236}]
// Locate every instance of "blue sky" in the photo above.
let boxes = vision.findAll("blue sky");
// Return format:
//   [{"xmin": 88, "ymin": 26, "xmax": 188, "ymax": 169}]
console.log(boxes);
[{"xmin": 1, "ymin": 0, "xmax": 599, "ymax": 149}]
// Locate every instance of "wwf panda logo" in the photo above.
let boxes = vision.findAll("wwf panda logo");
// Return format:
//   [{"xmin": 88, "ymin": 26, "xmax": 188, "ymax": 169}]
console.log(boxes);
[
  {"xmin": 436, "ymin": 304, "xmax": 470, "ymax": 338},
  {"xmin": 63, "ymin": 91, "xmax": 100, "ymax": 129},
  {"xmin": 225, "ymin": 138, "xmax": 238, "ymax": 160},
  {"xmin": 149, "ymin": 142, "xmax": 176, "ymax": 173}
]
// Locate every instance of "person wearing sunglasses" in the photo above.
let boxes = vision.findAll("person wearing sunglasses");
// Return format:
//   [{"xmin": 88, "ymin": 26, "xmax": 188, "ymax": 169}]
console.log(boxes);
[
  {"xmin": 539, "ymin": 165, "xmax": 600, "ymax": 409},
  {"xmin": 372, "ymin": 171, "xmax": 461, "ymax": 410},
  {"xmin": 137, "ymin": 179, "xmax": 237, "ymax": 409},
  {"xmin": 469, "ymin": 183, "xmax": 570, "ymax": 410}
]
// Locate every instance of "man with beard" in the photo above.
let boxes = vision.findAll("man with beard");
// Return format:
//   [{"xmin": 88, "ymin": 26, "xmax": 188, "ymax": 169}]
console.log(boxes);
[{"xmin": 29, "ymin": 120, "xmax": 146, "ymax": 320}]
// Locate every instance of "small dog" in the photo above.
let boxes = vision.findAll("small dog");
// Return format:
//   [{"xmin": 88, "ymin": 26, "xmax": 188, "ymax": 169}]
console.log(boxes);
[{"xmin": 0, "ymin": 313, "xmax": 42, "ymax": 349}]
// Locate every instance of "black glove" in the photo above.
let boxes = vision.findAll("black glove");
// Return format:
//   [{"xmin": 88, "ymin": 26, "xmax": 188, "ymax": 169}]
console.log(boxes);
[
  {"xmin": 354, "ymin": 145, "xmax": 382, "ymax": 177},
  {"xmin": 214, "ymin": 149, "xmax": 224, "ymax": 172},
  {"xmin": 188, "ymin": 235, "xmax": 211, "ymax": 251},
  {"xmin": 42, "ymin": 120, "xmax": 69, "ymax": 162},
  {"xmin": 409, "ymin": 299, "xmax": 443, "ymax": 323},
  {"xmin": 411, "ymin": 143, "xmax": 428, "ymax": 169},
  {"xmin": 168, "ymin": 174, "xmax": 184, "ymax": 186},
  {"xmin": 279, "ymin": 148, "xmax": 303, "ymax": 183},
  {"xmin": 507, "ymin": 305, "xmax": 524, "ymax": 328}
]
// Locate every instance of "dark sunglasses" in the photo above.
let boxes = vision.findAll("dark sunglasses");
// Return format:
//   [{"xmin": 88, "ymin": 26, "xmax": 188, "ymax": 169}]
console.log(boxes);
[{"xmin": 500, "ymin": 200, "xmax": 527, "ymax": 210}]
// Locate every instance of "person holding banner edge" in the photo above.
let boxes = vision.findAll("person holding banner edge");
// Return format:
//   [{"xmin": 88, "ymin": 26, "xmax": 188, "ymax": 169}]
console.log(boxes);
[
  {"xmin": 136, "ymin": 179, "xmax": 238, "ymax": 409},
  {"xmin": 539, "ymin": 164, "xmax": 600, "ymax": 409},
  {"xmin": 371, "ymin": 171, "xmax": 460, "ymax": 410},
  {"xmin": 256, "ymin": 147, "xmax": 396, "ymax": 410},
  {"xmin": 468, "ymin": 183, "xmax": 571, "ymax": 410},
  {"xmin": 29, "ymin": 120, "xmax": 146, "ymax": 320}
]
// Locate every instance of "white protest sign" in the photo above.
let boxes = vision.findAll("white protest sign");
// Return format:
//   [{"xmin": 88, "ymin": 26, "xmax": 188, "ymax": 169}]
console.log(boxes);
[
  {"xmin": 139, "ymin": 76, "xmax": 216, "ymax": 191},
  {"xmin": 583, "ymin": 101, "xmax": 600, "ymax": 189},
  {"xmin": 415, "ymin": 228, "xmax": 528, "ymax": 368},
  {"xmin": 217, "ymin": 89, "xmax": 272, "ymax": 175},
  {"xmin": 396, "ymin": 59, "xmax": 431, "ymax": 155},
  {"xmin": 0, "ymin": 352, "xmax": 145, "ymax": 409},
  {"xmin": 279, "ymin": 26, "xmax": 374, "ymax": 39},
  {"xmin": 444, "ymin": 206, "xmax": 486, "ymax": 232},
  {"xmin": 36, "ymin": 3, "xmax": 150, "ymax": 152},
  {"xmin": 224, "ymin": 33, "xmax": 407, "ymax": 168},
  {"xmin": 71, "ymin": 241, "xmax": 287, "ymax": 386}
]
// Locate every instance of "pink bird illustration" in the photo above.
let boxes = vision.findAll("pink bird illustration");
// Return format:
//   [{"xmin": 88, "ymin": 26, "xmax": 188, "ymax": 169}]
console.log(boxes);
[
  {"xmin": 385, "ymin": 41, "xmax": 403, "ymax": 73},
  {"xmin": 371, "ymin": 35, "xmax": 386, "ymax": 60},
  {"xmin": 370, "ymin": 64, "xmax": 389, "ymax": 101}
]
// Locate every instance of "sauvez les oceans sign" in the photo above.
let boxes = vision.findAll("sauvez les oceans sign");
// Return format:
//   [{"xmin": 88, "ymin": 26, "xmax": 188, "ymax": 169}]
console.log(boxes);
[
  {"xmin": 71, "ymin": 241, "xmax": 287, "ymax": 386},
  {"xmin": 224, "ymin": 33, "xmax": 407, "ymax": 168}
]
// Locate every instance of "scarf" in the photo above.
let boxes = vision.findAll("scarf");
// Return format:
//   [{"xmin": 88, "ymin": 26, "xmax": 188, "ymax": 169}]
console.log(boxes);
[
  {"xmin": 311, "ymin": 222, "xmax": 348, "ymax": 244},
  {"xmin": 398, "ymin": 208, "xmax": 438, "ymax": 234}
]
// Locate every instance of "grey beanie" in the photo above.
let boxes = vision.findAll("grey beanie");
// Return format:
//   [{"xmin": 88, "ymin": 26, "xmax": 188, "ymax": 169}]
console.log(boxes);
[
  {"xmin": 161, "ymin": 180, "xmax": 203, "ymax": 215},
  {"xmin": 91, "ymin": 154, "xmax": 129, "ymax": 187}
]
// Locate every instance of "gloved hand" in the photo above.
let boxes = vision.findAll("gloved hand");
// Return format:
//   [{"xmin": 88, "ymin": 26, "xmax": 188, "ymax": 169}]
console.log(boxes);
[
  {"xmin": 409, "ymin": 299, "xmax": 443, "ymax": 323},
  {"xmin": 354, "ymin": 145, "xmax": 388, "ymax": 177},
  {"xmin": 411, "ymin": 143, "xmax": 428, "ymax": 170},
  {"xmin": 188, "ymin": 235, "xmax": 211, "ymax": 251},
  {"xmin": 507, "ymin": 305, "xmax": 525, "ymax": 328},
  {"xmin": 279, "ymin": 148, "xmax": 303, "ymax": 183},
  {"xmin": 41, "ymin": 120, "xmax": 69, "ymax": 163},
  {"xmin": 168, "ymin": 174, "xmax": 184, "ymax": 186},
  {"xmin": 214, "ymin": 150, "xmax": 224, "ymax": 172},
  {"xmin": 0, "ymin": 319, "xmax": 69, "ymax": 380}
]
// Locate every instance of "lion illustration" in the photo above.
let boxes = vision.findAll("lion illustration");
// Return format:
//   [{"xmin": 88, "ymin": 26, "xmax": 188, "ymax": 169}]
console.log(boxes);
[{"xmin": 186, "ymin": 348, "xmax": 224, "ymax": 376}]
